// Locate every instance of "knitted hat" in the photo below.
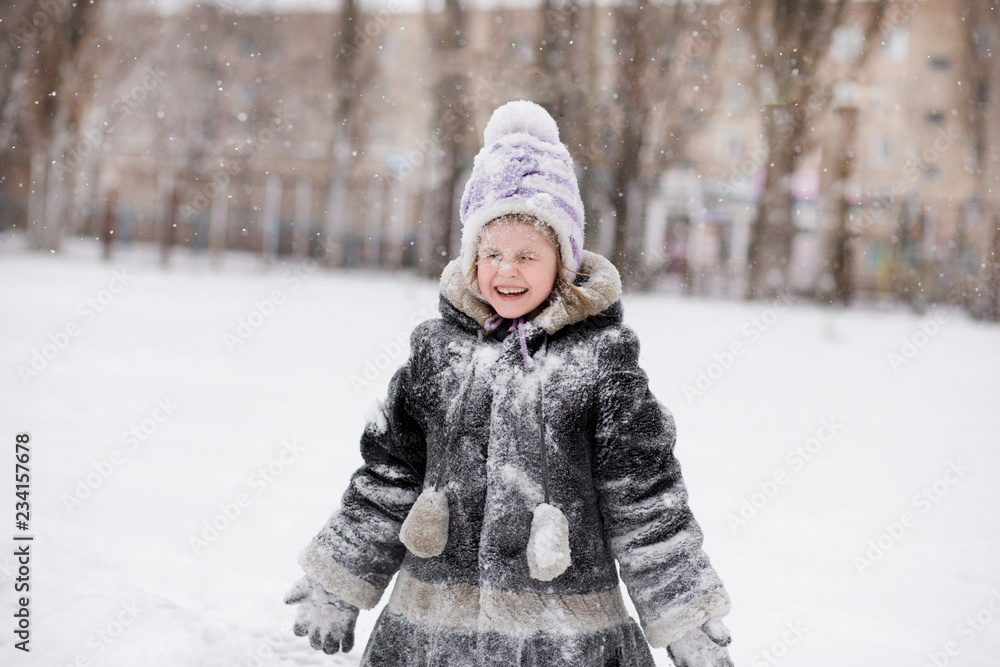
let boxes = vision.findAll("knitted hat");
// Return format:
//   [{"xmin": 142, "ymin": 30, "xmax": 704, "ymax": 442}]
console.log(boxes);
[{"xmin": 459, "ymin": 100, "xmax": 585, "ymax": 284}]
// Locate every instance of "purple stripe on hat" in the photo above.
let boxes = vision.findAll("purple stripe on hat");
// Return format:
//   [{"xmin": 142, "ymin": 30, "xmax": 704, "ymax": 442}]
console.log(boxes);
[
  {"xmin": 511, "ymin": 186, "xmax": 584, "ymax": 227},
  {"xmin": 521, "ymin": 170, "xmax": 575, "ymax": 192}
]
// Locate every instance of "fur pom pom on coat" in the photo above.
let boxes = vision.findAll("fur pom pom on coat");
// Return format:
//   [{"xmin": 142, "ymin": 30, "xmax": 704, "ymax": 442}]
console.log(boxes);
[
  {"xmin": 399, "ymin": 489, "xmax": 449, "ymax": 559},
  {"xmin": 526, "ymin": 503, "xmax": 572, "ymax": 582}
]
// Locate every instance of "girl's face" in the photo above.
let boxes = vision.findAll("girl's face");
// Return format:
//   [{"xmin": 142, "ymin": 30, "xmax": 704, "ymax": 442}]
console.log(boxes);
[{"xmin": 476, "ymin": 220, "xmax": 559, "ymax": 320}]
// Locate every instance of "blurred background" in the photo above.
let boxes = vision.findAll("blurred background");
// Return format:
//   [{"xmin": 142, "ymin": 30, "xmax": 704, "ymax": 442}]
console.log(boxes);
[
  {"xmin": 2, "ymin": 2, "xmax": 1000, "ymax": 666},
  {"xmin": 2, "ymin": 0, "xmax": 998, "ymax": 315}
]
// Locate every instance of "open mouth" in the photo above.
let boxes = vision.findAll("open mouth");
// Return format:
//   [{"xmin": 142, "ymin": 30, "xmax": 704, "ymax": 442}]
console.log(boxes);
[{"xmin": 495, "ymin": 286, "xmax": 528, "ymax": 298}]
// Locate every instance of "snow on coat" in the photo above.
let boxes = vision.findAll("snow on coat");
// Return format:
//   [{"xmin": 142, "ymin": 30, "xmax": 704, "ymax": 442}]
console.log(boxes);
[{"xmin": 298, "ymin": 249, "xmax": 731, "ymax": 666}]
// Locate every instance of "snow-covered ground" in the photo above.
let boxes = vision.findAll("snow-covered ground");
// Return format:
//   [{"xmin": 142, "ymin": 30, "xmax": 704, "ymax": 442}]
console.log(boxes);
[{"xmin": 2, "ymin": 234, "xmax": 998, "ymax": 666}]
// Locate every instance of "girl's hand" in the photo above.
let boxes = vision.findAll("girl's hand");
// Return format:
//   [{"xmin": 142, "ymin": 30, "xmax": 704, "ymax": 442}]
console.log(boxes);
[
  {"xmin": 283, "ymin": 575, "xmax": 360, "ymax": 654},
  {"xmin": 666, "ymin": 618, "xmax": 734, "ymax": 667}
]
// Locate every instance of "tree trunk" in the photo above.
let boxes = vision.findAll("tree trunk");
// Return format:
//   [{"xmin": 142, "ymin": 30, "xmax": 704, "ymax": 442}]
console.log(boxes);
[
  {"xmin": 831, "ymin": 107, "xmax": 860, "ymax": 305},
  {"xmin": 611, "ymin": 127, "xmax": 644, "ymax": 288},
  {"xmin": 609, "ymin": 0, "xmax": 648, "ymax": 289},
  {"xmin": 160, "ymin": 179, "xmax": 180, "ymax": 269},
  {"xmin": 9, "ymin": 0, "xmax": 102, "ymax": 252},
  {"xmin": 324, "ymin": 0, "xmax": 364, "ymax": 268},
  {"xmin": 101, "ymin": 189, "xmax": 119, "ymax": 262},
  {"xmin": 420, "ymin": 0, "xmax": 467, "ymax": 279},
  {"xmin": 421, "ymin": 136, "xmax": 464, "ymax": 278},
  {"xmin": 38, "ymin": 133, "xmax": 73, "ymax": 252},
  {"xmin": 986, "ymin": 211, "xmax": 1000, "ymax": 321},
  {"xmin": 958, "ymin": 0, "xmax": 1000, "ymax": 320},
  {"xmin": 746, "ymin": 104, "xmax": 797, "ymax": 300}
]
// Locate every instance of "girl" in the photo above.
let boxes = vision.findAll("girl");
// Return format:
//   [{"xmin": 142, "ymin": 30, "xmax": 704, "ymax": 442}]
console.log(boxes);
[{"xmin": 285, "ymin": 100, "xmax": 733, "ymax": 667}]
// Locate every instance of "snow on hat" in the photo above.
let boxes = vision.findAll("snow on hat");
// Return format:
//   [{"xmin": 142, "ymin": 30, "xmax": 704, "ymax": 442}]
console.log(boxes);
[{"xmin": 459, "ymin": 100, "xmax": 585, "ymax": 283}]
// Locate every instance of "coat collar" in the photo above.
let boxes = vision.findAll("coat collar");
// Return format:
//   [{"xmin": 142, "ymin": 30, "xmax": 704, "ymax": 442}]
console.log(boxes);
[{"xmin": 438, "ymin": 249, "xmax": 623, "ymax": 337}]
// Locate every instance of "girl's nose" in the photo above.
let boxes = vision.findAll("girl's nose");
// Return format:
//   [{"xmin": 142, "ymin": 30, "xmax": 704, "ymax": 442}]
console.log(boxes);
[{"xmin": 498, "ymin": 261, "xmax": 518, "ymax": 276}]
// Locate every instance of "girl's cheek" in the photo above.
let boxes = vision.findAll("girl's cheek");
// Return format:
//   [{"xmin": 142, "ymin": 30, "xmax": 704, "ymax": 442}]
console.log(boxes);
[{"xmin": 478, "ymin": 264, "xmax": 495, "ymax": 288}]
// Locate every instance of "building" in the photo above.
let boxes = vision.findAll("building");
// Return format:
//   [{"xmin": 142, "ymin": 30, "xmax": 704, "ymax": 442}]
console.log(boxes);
[{"xmin": 1, "ymin": 0, "xmax": 991, "ymax": 303}]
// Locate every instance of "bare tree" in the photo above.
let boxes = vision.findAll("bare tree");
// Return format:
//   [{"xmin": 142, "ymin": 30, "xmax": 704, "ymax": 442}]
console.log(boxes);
[
  {"xmin": 418, "ymin": 0, "xmax": 471, "ymax": 278},
  {"xmin": 534, "ymin": 0, "xmax": 726, "ymax": 289},
  {"xmin": 2, "ymin": 1, "xmax": 103, "ymax": 251},
  {"xmin": 606, "ymin": 0, "xmax": 650, "ymax": 286},
  {"xmin": 0, "ymin": 5, "xmax": 28, "ymax": 151},
  {"xmin": 162, "ymin": 4, "xmax": 230, "ymax": 268},
  {"xmin": 958, "ymin": 0, "xmax": 1000, "ymax": 321},
  {"xmin": 324, "ymin": 0, "xmax": 379, "ymax": 267},
  {"xmin": 536, "ymin": 0, "xmax": 592, "ymax": 138},
  {"xmin": 826, "ymin": 106, "xmax": 860, "ymax": 305},
  {"xmin": 533, "ymin": 0, "xmax": 605, "ymax": 260},
  {"xmin": 742, "ymin": 0, "xmax": 885, "ymax": 300}
]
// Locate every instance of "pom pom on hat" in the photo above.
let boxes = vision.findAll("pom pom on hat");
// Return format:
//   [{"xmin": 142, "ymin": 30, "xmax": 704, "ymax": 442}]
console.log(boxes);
[
  {"xmin": 483, "ymin": 100, "xmax": 561, "ymax": 146},
  {"xmin": 459, "ymin": 100, "xmax": 585, "ymax": 284}
]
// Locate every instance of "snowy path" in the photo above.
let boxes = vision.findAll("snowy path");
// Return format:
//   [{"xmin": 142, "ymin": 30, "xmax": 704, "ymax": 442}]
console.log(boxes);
[{"xmin": 1, "ymin": 236, "xmax": 998, "ymax": 666}]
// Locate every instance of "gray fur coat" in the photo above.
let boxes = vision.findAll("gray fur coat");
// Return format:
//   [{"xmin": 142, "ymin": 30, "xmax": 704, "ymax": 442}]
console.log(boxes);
[{"xmin": 298, "ymin": 250, "xmax": 731, "ymax": 666}]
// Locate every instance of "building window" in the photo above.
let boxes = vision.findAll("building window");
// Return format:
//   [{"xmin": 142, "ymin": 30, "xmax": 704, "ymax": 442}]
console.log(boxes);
[
  {"xmin": 966, "ymin": 142, "xmax": 982, "ymax": 171},
  {"xmin": 924, "ymin": 110, "xmax": 945, "ymax": 124},
  {"xmin": 871, "ymin": 135, "xmax": 890, "ymax": 168},
  {"xmin": 963, "ymin": 196, "xmax": 982, "ymax": 226},
  {"xmin": 719, "ymin": 132, "xmax": 742, "ymax": 161},
  {"xmin": 976, "ymin": 81, "xmax": 990, "ymax": 110},
  {"xmin": 974, "ymin": 25, "xmax": 996, "ymax": 59},
  {"xmin": 725, "ymin": 83, "xmax": 749, "ymax": 111},
  {"xmin": 831, "ymin": 26, "xmax": 864, "ymax": 62},
  {"xmin": 511, "ymin": 33, "xmax": 533, "ymax": 64},
  {"xmin": 866, "ymin": 191, "xmax": 893, "ymax": 219},
  {"xmin": 728, "ymin": 32, "xmax": 749, "ymax": 59},
  {"xmin": 928, "ymin": 56, "xmax": 951, "ymax": 71},
  {"xmin": 833, "ymin": 80, "xmax": 859, "ymax": 108},
  {"xmin": 883, "ymin": 29, "xmax": 907, "ymax": 61},
  {"xmin": 379, "ymin": 31, "xmax": 401, "ymax": 60}
]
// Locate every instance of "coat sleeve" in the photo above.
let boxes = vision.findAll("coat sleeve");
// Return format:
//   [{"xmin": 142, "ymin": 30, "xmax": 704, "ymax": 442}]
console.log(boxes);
[
  {"xmin": 592, "ymin": 325, "xmax": 731, "ymax": 648},
  {"xmin": 297, "ymin": 324, "xmax": 430, "ymax": 610}
]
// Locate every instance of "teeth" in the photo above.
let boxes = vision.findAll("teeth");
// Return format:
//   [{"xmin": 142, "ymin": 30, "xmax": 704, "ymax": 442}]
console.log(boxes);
[{"xmin": 497, "ymin": 287, "xmax": 527, "ymax": 295}]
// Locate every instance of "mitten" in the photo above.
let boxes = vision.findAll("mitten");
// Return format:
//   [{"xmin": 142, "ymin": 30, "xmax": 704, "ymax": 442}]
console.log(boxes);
[
  {"xmin": 666, "ymin": 618, "xmax": 734, "ymax": 667},
  {"xmin": 283, "ymin": 575, "xmax": 360, "ymax": 654}
]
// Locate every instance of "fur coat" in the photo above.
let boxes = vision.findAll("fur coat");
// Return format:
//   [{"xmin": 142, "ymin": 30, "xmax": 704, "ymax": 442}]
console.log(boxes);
[{"xmin": 298, "ymin": 250, "xmax": 731, "ymax": 666}]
